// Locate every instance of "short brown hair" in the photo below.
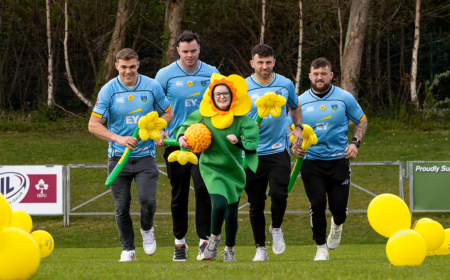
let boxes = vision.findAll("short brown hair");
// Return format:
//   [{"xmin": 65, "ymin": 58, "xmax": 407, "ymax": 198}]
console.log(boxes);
[
  {"xmin": 311, "ymin": 57, "xmax": 332, "ymax": 72},
  {"xmin": 177, "ymin": 31, "xmax": 200, "ymax": 46},
  {"xmin": 251, "ymin": 44, "xmax": 274, "ymax": 59},
  {"xmin": 115, "ymin": 48, "xmax": 139, "ymax": 62}
]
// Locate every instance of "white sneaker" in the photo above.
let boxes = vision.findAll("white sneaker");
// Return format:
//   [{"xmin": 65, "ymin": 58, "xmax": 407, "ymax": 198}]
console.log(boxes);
[
  {"xmin": 252, "ymin": 245, "xmax": 269, "ymax": 261},
  {"xmin": 314, "ymin": 247, "xmax": 329, "ymax": 261},
  {"xmin": 269, "ymin": 225, "xmax": 286, "ymax": 255},
  {"xmin": 197, "ymin": 241, "xmax": 208, "ymax": 261},
  {"xmin": 327, "ymin": 217, "xmax": 342, "ymax": 250},
  {"xmin": 141, "ymin": 227, "xmax": 156, "ymax": 255},
  {"xmin": 119, "ymin": 250, "xmax": 136, "ymax": 262}
]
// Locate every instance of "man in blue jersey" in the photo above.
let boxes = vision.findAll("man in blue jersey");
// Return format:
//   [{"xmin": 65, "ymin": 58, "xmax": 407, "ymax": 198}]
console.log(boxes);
[
  {"xmin": 89, "ymin": 48, "xmax": 174, "ymax": 262},
  {"xmin": 155, "ymin": 31, "xmax": 219, "ymax": 261},
  {"xmin": 244, "ymin": 44, "xmax": 303, "ymax": 261},
  {"xmin": 292, "ymin": 57, "xmax": 367, "ymax": 261}
]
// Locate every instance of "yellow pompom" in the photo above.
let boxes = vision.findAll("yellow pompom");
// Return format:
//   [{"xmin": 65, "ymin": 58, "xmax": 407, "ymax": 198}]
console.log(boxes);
[{"xmin": 185, "ymin": 123, "xmax": 212, "ymax": 153}]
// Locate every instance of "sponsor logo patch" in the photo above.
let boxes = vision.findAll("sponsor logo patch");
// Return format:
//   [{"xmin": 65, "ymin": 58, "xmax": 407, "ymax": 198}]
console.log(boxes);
[
  {"xmin": 271, "ymin": 143, "xmax": 283, "ymax": 149},
  {"xmin": 306, "ymin": 106, "xmax": 314, "ymax": 112},
  {"xmin": 176, "ymin": 81, "xmax": 184, "ymax": 87},
  {"xmin": 251, "ymin": 94, "xmax": 259, "ymax": 99},
  {"xmin": 116, "ymin": 97, "xmax": 125, "ymax": 103}
]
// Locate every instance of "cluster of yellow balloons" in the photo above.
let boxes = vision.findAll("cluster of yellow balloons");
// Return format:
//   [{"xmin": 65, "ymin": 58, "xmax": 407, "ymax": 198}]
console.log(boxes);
[
  {"xmin": 368, "ymin": 193, "xmax": 450, "ymax": 266},
  {"xmin": 0, "ymin": 194, "xmax": 54, "ymax": 280}
]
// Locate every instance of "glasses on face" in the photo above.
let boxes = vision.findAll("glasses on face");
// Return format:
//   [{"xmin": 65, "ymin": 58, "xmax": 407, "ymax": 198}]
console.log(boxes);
[{"xmin": 213, "ymin": 92, "xmax": 231, "ymax": 98}]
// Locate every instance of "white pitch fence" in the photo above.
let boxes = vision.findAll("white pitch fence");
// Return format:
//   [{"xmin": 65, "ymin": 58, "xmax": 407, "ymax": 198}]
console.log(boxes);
[{"xmin": 64, "ymin": 161, "xmax": 406, "ymax": 227}]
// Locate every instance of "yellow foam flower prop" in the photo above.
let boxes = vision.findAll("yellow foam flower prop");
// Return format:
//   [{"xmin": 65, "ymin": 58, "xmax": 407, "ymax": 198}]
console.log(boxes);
[
  {"xmin": 290, "ymin": 124, "xmax": 318, "ymax": 150},
  {"xmin": 199, "ymin": 73, "xmax": 252, "ymax": 129},
  {"xmin": 254, "ymin": 92, "xmax": 287, "ymax": 118},
  {"xmin": 168, "ymin": 150, "xmax": 198, "ymax": 165},
  {"xmin": 138, "ymin": 111, "xmax": 167, "ymax": 141}
]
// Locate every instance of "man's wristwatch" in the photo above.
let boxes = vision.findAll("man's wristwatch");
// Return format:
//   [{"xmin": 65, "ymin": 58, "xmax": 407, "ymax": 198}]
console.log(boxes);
[
  {"xmin": 351, "ymin": 137, "xmax": 361, "ymax": 148},
  {"xmin": 295, "ymin": 124, "xmax": 304, "ymax": 130}
]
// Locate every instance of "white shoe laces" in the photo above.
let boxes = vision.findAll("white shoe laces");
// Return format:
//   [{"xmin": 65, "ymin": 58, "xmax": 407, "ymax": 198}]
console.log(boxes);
[
  {"xmin": 272, "ymin": 229, "xmax": 284, "ymax": 242},
  {"xmin": 142, "ymin": 230, "xmax": 154, "ymax": 244},
  {"xmin": 330, "ymin": 228, "xmax": 341, "ymax": 239}
]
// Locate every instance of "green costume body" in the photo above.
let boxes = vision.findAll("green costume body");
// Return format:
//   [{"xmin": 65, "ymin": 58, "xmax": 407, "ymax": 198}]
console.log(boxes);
[{"xmin": 175, "ymin": 110, "xmax": 259, "ymax": 204}]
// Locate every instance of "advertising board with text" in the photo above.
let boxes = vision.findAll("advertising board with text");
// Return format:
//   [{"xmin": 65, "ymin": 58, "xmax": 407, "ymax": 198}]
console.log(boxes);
[{"xmin": 0, "ymin": 165, "xmax": 64, "ymax": 215}]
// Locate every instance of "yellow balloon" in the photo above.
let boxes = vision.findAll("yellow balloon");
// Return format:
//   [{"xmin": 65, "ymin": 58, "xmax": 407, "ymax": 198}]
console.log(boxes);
[
  {"xmin": 435, "ymin": 229, "xmax": 450, "ymax": 256},
  {"xmin": 414, "ymin": 220, "xmax": 445, "ymax": 251},
  {"xmin": 31, "ymin": 230, "xmax": 54, "ymax": 258},
  {"xmin": 0, "ymin": 227, "xmax": 41, "ymax": 279},
  {"xmin": 0, "ymin": 193, "xmax": 12, "ymax": 231},
  {"xmin": 386, "ymin": 229, "xmax": 427, "ymax": 266},
  {"xmin": 367, "ymin": 193, "xmax": 411, "ymax": 238},
  {"xmin": 11, "ymin": 209, "xmax": 33, "ymax": 233}
]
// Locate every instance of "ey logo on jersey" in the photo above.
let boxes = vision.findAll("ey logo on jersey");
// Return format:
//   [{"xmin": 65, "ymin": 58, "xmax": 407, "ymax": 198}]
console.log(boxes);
[
  {"xmin": 316, "ymin": 116, "xmax": 331, "ymax": 130},
  {"xmin": 331, "ymin": 104, "xmax": 338, "ymax": 110},
  {"xmin": 125, "ymin": 108, "xmax": 142, "ymax": 124},
  {"xmin": 141, "ymin": 95, "xmax": 147, "ymax": 103},
  {"xmin": 185, "ymin": 92, "xmax": 200, "ymax": 107},
  {"xmin": 201, "ymin": 80, "xmax": 207, "ymax": 87}
]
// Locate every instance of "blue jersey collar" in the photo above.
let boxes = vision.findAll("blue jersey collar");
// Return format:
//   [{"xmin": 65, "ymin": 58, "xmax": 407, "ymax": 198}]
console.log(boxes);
[
  {"xmin": 176, "ymin": 60, "xmax": 203, "ymax": 75},
  {"xmin": 116, "ymin": 74, "xmax": 142, "ymax": 91},
  {"xmin": 249, "ymin": 73, "xmax": 277, "ymax": 87},
  {"xmin": 308, "ymin": 85, "xmax": 335, "ymax": 100}
]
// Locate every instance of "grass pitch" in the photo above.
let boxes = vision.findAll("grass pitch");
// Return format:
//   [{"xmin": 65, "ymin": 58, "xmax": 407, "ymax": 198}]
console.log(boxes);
[{"xmin": 33, "ymin": 245, "xmax": 450, "ymax": 280}]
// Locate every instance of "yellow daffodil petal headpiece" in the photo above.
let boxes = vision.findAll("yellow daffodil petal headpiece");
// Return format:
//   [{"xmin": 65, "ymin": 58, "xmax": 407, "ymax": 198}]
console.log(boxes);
[{"xmin": 199, "ymin": 73, "xmax": 251, "ymax": 129}]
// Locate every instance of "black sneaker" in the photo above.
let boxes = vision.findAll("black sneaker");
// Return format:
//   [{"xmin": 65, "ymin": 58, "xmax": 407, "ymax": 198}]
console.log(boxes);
[
  {"xmin": 197, "ymin": 241, "xmax": 208, "ymax": 261},
  {"xmin": 173, "ymin": 244, "xmax": 188, "ymax": 261}
]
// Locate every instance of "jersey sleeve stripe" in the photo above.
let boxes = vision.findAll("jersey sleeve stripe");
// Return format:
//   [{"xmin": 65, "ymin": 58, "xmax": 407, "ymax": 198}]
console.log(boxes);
[
  {"xmin": 91, "ymin": 112, "xmax": 103, "ymax": 118},
  {"xmin": 360, "ymin": 114, "xmax": 366, "ymax": 122},
  {"xmin": 164, "ymin": 104, "xmax": 172, "ymax": 113}
]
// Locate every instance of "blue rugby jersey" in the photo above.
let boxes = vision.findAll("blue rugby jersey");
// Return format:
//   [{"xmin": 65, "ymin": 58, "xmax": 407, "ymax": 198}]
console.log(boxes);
[
  {"xmin": 92, "ymin": 74, "xmax": 171, "ymax": 158},
  {"xmin": 155, "ymin": 60, "xmax": 219, "ymax": 138},
  {"xmin": 245, "ymin": 73, "xmax": 300, "ymax": 155},
  {"xmin": 298, "ymin": 85, "xmax": 365, "ymax": 160}
]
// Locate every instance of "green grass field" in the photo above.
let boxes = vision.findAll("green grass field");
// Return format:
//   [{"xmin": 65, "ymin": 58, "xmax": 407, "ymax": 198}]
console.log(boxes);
[
  {"xmin": 33, "ymin": 245, "xmax": 450, "ymax": 279},
  {"xmin": 1, "ymin": 125, "xmax": 450, "ymax": 279}
]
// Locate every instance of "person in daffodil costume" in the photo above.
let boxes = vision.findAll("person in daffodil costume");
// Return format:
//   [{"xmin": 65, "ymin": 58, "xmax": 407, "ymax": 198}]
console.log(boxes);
[{"xmin": 175, "ymin": 73, "xmax": 259, "ymax": 262}]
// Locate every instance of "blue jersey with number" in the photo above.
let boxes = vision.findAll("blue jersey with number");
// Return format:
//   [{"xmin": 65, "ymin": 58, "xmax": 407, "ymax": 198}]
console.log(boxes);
[
  {"xmin": 155, "ymin": 60, "xmax": 219, "ymax": 138},
  {"xmin": 299, "ymin": 85, "xmax": 365, "ymax": 160},
  {"xmin": 245, "ymin": 73, "xmax": 300, "ymax": 155},
  {"xmin": 92, "ymin": 74, "xmax": 171, "ymax": 158}
]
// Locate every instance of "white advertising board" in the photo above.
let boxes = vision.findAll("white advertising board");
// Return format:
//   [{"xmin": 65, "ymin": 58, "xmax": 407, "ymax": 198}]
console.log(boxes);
[{"xmin": 0, "ymin": 165, "xmax": 64, "ymax": 215}]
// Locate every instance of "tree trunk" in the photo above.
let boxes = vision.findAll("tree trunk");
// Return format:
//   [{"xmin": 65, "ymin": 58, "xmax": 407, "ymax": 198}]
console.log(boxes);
[
  {"xmin": 410, "ymin": 0, "xmax": 420, "ymax": 108},
  {"xmin": 77, "ymin": 1, "xmax": 98, "ymax": 79},
  {"xmin": 341, "ymin": 0, "xmax": 372, "ymax": 99},
  {"xmin": 387, "ymin": 30, "xmax": 392, "ymax": 107},
  {"xmin": 294, "ymin": 0, "xmax": 303, "ymax": 95},
  {"xmin": 46, "ymin": 0, "xmax": 54, "ymax": 108},
  {"xmin": 260, "ymin": 0, "xmax": 266, "ymax": 45},
  {"xmin": 64, "ymin": 0, "xmax": 93, "ymax": 108},
  {"xmin": 104, "ymin": 0, "xmax": 133, "ymax": 83},
  {"xmin": 165, "ymin": 0, "xmax": 186, "ymax": 65},
  {"xmin": 337, "ymin": 0, "xmax": 343, "ymax": 73}
]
